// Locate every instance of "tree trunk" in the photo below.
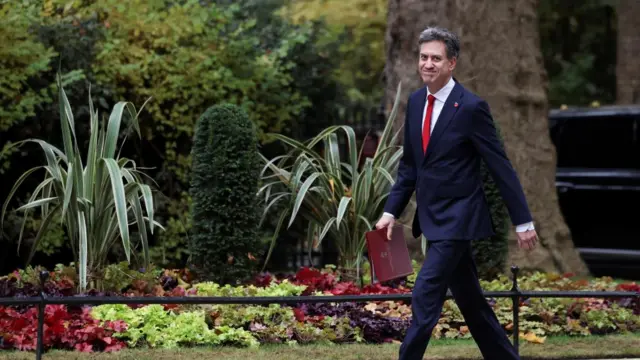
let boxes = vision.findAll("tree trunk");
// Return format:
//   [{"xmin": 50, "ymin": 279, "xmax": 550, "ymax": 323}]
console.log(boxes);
[
  {"xmin": 616, "ymin": 0, "xmax": 640, "ymax": 104},
  {"xmin": 383, "ymin": 0, "xmax": 589, "ymax": 275}
]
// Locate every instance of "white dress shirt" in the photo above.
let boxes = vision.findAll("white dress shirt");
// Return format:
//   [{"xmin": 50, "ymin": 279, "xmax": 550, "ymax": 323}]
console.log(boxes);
[{"xmin": 383, "ymin": 76, "xmax": 534, "ymax": 233}]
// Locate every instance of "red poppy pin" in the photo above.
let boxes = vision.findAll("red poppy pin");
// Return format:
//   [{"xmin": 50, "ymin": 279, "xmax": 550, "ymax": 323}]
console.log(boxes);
[{"xmin": 454, "ymin": 102, "xmax": 459, "ymax": 108}]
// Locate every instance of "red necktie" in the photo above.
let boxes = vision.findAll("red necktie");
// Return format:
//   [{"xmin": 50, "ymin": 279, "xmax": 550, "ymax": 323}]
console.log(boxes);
[{"xmin": 422, "ymin": 94, "xmax": 435, "ymax": 154}]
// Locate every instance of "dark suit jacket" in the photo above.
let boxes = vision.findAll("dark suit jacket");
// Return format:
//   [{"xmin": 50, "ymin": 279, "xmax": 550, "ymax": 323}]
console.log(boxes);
[{"xmin": 383, "ymin": 80, "xmax": 532, "ymax": 240}]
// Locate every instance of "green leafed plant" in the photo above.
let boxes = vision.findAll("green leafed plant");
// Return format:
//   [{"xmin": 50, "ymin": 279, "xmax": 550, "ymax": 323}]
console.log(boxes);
[
  {"xmin": 1, "ymin": 74, "xmax": 162, "ymax": 292},
  {"xmin": 188, "ymin": 104, "xmax": 262, "ymax": 285},
  {"xmin": 258, "ymin": 82, "xmax": 404, "ymax": 281},
  {"xmin": 91, "ymin": 304, "xmax": 259, "ymax": 348}
]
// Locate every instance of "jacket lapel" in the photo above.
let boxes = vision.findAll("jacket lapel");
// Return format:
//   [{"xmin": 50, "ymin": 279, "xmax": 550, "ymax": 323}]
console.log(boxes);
[
  {"xmin": 412, "ymin": 87, "xmax": 427, "ymax": 164},
  {"xmin": 423, "ymin": 82, "xmax": 463, "ymax": 163}
]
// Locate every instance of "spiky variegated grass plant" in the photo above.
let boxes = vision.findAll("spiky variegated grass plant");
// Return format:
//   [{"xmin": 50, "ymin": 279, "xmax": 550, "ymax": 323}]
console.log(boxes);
[
  {"xmin": 1, "ymin": 75, "xmax": 162, "ymax": 292},
  {"xmin": 259, "ymin": 83, "xmax": 404, "ymax": 280}
]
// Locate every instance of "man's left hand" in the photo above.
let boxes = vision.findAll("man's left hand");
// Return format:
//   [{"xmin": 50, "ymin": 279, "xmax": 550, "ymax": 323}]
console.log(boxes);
[{"xmin": 517, "ymin": 229, "xmax": 538, "ymax": 250}]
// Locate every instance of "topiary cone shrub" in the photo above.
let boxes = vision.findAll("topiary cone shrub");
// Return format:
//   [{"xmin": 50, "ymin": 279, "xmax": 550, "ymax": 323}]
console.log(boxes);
[
  {"xmin": 472, "ymin": 121, "xmax": 510, "ymax": 280},
  {"xmin": 188, "ymin": 103, "xmax": 262, "ymax": 285}
]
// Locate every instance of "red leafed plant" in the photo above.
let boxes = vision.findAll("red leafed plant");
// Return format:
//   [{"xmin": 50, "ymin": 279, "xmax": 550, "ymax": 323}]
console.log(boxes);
[
  {"xmin": 616, "ymin": 282, "xmax": 640, "ymax": 292},
  {"xmin": 327, "ymin": 281, "xmax": 411, "ymax": 296},
  {"xmin": 326, "ymin": 281, "xmax": 362, "ymax": 295},
  {"xmin": 294, "ymin": 267, "xmax": 337, "ymax": 295},
  {"xmin": 361, "ymin": 283, "xmax": 411, "ymax": 295},
  {"xmin": 253, "ymin": 266, "xmax": 414, "ymax": 296},
  {"xmin": 0, "ymin": 305, "xmax": 127, "ymax": 352}
]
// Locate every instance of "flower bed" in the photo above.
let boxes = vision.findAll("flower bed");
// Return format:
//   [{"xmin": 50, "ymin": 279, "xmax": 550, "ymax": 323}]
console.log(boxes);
[{"xmin": 0, "ymin": 263, "xmax": 638, "ymax": 353}]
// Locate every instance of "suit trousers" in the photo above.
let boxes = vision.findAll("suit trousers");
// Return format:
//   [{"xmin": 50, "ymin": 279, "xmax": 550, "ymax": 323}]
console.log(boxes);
[{"xmin": 398, "ymin": 240, "xmax": 519, "ymax": 360}]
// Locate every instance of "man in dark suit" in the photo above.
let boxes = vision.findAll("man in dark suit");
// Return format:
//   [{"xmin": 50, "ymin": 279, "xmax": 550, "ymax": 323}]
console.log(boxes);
[{"xmin": 375, "ymin": 27, "xmax": 539, "ymax": 360}]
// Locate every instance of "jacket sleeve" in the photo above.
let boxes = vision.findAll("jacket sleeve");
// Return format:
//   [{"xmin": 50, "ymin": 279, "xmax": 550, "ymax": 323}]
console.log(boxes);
[
  {"xmin": 470, "ymin": 100, "xmax": 533, "ymax": 225},
  {"xmin": 383, "ymin": 97, "xmax": 417, "ymax": 218}
]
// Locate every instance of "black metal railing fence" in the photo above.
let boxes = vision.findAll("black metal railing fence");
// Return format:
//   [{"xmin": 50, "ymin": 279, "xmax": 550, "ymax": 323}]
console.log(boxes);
[{"xmin": 0, "ymin": 266, "xmax": 638, "ymax": 360}]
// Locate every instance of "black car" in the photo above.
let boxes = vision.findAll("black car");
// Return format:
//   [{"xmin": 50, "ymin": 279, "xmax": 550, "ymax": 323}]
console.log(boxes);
[{"xmin": 549, "ymin": 104, "xmax": 640, "ymax": 280}]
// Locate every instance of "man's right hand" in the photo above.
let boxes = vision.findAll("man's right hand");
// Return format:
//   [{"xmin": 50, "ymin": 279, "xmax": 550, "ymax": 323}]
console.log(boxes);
[{"xmin": 375, "ymin": 214, "xmax": 395, "ymax": 240}]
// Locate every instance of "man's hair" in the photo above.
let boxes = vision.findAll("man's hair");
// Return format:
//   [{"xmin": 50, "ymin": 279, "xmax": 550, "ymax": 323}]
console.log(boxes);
[{"xmin": 418, "ymin": 27, "xmax": 460, "ymax": 60}]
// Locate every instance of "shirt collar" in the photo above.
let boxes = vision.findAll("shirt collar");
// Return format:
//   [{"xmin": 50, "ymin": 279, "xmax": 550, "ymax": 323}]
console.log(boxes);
[{"xmin": 426, "ymin": 76, "xmax": 455, "ymax": 103}]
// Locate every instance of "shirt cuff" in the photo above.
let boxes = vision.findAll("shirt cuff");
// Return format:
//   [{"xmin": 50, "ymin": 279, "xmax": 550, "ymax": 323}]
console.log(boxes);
[
  {"xmin": 515, "ymin": 221, "xmax": 535, "ymax": 233},
  {"xmin": 383, "ymin": 212, "xmax": 395, "ymax": 219}
]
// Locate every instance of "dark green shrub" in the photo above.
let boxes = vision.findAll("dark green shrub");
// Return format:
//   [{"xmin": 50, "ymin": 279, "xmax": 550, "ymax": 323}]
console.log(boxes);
[
  {"xmin": 472, "ymin": 123, "xmax": 510, "ymax": 280},
  {"xmin": 188, "ymin": 104, "xmax": 262, "ymax": 284}
]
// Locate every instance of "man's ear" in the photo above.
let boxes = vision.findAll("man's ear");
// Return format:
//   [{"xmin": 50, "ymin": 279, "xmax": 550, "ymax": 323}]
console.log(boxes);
[{"xmin": 449, "ymin": 57, "xmax": 457, "ymax": 71}]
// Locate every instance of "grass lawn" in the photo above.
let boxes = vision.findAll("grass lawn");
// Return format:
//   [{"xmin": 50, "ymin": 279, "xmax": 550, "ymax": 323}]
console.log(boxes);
[{"xmin": 1, "ymin": 333, "xmax": 638, "ymax": 360}]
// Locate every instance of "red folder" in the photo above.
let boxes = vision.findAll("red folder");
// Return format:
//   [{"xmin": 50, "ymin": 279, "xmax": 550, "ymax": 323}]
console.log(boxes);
[{"xmin": 365, "ymin": 224, "xmax": 414, "ymax": 283}]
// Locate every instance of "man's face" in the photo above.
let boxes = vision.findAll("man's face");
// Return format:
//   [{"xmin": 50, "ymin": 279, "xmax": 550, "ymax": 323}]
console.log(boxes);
[{"xmin": 419, "ymin": 40, "xmax": 456, "ymax": 88}]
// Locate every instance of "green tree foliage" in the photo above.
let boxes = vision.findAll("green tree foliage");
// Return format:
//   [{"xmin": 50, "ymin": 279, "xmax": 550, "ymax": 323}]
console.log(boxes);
[
  {"xmin": 210, "ymin": 0, "xmax": 344, "ymax": 139},
  {"xmin": 539, "ymin": 0, "xmax": 617, "ymax": 107},
  {"xmin": 189, "ymin": 104, "xmax": 261, "ymax": 284},
  {"xmin": 86, "ymin": 0, "xmax": 309, "ymax": 177},
  {"xmin": 278, "ymin": 0, "xmax": 387, "ymax": 107},
  {"xmin": 0, "ymin": 2, "xmax": 56, "ymax": 134},
  {"xmin": 0, "ymin": 2, "xmax": 57, "ymax": 174}
]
